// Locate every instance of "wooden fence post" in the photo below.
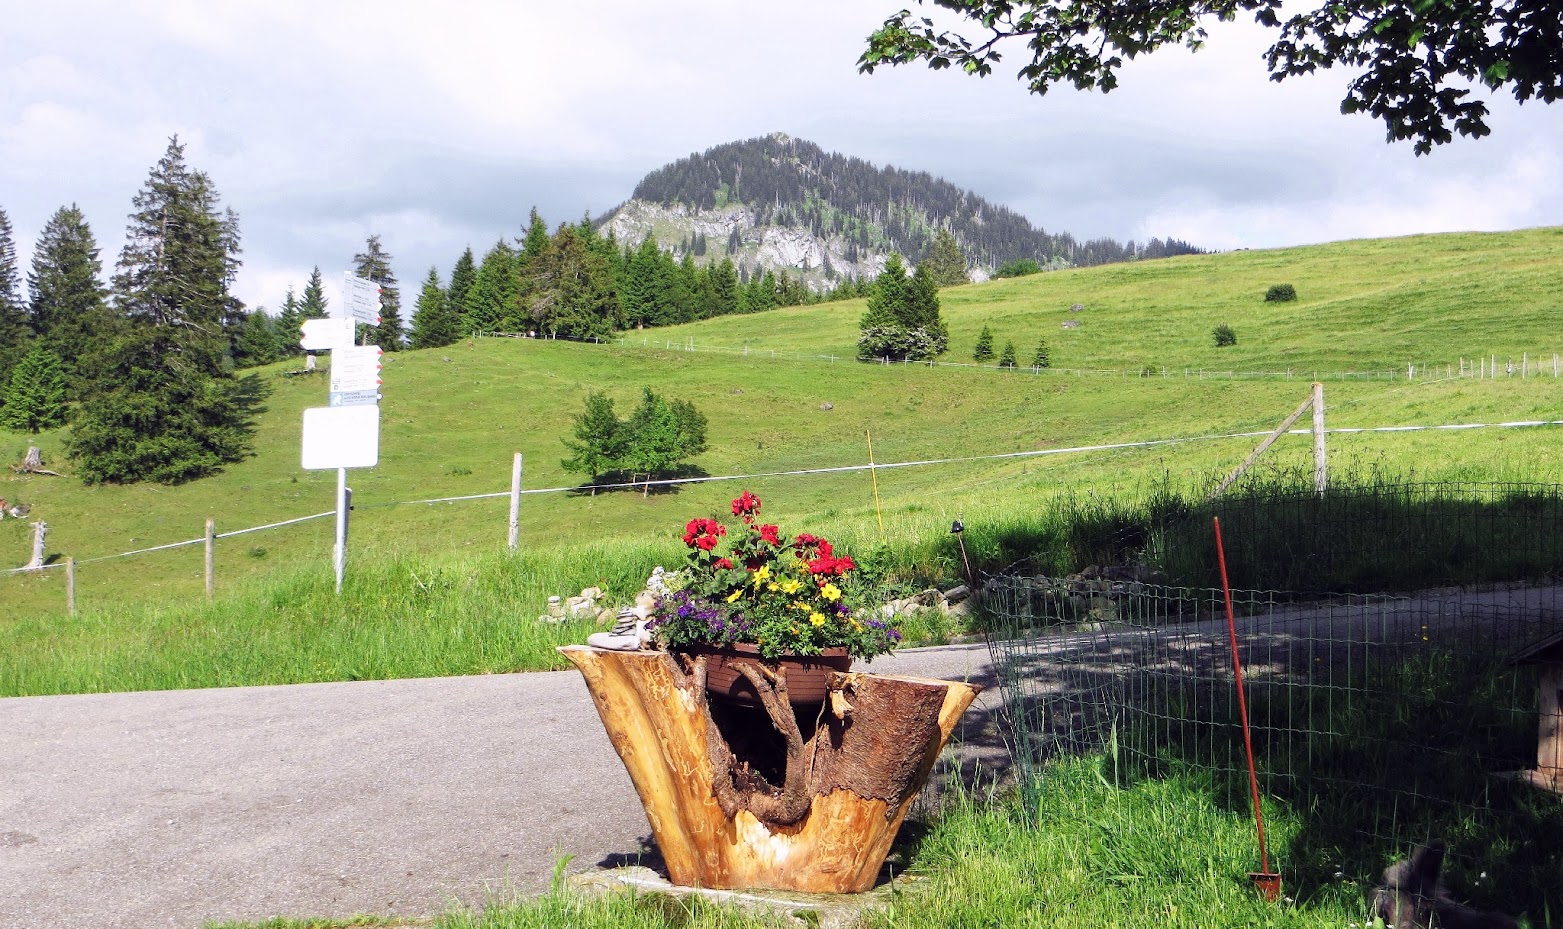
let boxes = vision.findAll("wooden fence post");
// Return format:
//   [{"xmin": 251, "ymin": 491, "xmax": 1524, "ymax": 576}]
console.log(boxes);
[
  {"xmin": 66, "ymin": 557, "xmax": 76, "ymax": 615},
  {"xmin": 1312, "ymin": 382, "xmax": 1327, "ymax": 495},
  {"xmin": 508, "ymin": 453, "xmax": 523, "ymax": 552},
  {"xmin": 205, "ymin": 518, "xmax": 216, "ymax": 602}
]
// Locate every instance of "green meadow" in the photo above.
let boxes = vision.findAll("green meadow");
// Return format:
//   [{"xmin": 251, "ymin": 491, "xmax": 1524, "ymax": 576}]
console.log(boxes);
[{"xmin": 3, "ymin": 227, "xmax": 1562, "ymax": 694}]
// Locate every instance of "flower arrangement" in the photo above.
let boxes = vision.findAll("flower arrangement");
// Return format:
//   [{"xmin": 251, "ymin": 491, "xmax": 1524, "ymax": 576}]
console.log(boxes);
[{"xmin": 647, "ymin": 491, "xmax": 901, "ymax": 661}]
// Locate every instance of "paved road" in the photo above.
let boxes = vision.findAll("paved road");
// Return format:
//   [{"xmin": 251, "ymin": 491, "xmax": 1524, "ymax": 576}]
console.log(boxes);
[{"xmin": 0, "ymin": 645, "xmax": 1002, "ymax": 929}]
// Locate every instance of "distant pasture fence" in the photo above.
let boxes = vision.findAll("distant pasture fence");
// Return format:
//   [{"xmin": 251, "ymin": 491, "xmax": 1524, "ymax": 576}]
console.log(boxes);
[
  {"xmin": 595, "ymin": 334, "xmax": 1563, "ymax": 383},
  {"xmin": 8, "ymin": 410, "xmax": 1563, "ymax": 615}
]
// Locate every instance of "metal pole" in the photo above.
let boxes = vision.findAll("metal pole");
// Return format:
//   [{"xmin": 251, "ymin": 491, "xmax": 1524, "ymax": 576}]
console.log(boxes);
[
  {"xmin": 508, "ymin": 452, "xmax": 523, "ymax": 552},
  {"xmin": 204, "ymin": 518, "xmax": 216, "ymax": 602},
  {"xmin": 335, "ymin": 467, "xmax": 348, "ymax": 594},
  {"xmin": 1312, "ymin": 382, "xmax": 1326, "ymax": 495}
]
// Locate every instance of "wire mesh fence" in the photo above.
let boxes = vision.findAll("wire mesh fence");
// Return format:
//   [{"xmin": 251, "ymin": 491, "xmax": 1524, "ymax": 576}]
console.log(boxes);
[{"xmin": 983, "ymin": 481, "xmax": 1563, "ymax": 917}]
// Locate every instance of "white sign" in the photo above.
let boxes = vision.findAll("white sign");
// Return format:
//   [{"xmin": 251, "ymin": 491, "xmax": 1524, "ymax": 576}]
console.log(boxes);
[
  {"xmin": 301, "ymin": 405, "xmax": 380, "ymax": 469},
  {"xmin": 300, "ymin": 317, "xmax": 355, "ymax": 351},
  {"xmin": 330, "ymin": 345, "xmax": 383, "ymax": 394},
  {"xmin": 342, "ymin": 273, "xmax": 383, "ymax": 325},
  {"xmin": 330, "ymin": 389, "xmax": 382, "ymax": 407}
]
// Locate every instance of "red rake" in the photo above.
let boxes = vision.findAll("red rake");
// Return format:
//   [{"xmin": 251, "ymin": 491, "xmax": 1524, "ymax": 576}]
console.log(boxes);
[{"xmin": 1213, "ymin": 516, "xmax": 1283, "ymax": 903}]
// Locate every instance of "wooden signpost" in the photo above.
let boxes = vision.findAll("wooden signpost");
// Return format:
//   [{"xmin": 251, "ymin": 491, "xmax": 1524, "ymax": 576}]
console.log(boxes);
[{"xmin": 560, "ymin": 645, "xmax": 979, "ymax": 893}]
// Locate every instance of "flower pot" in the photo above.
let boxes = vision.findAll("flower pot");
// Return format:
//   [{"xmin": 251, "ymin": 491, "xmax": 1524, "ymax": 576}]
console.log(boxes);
[{"xmin": 685, "ymin": 643, "xmax": 852, "ymax": 706}]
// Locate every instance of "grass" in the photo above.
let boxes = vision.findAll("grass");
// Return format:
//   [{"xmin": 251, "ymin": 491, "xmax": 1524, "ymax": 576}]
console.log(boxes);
[{"xmin": 4, "ymin": 228, "xmax": 1563, "ymax": 620}]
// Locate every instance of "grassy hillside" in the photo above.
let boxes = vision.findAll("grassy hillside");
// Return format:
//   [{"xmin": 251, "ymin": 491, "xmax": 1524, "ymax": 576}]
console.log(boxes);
[{"xmin": 3, "ymin": 227, "xmax": 1561, "ymax": 623}]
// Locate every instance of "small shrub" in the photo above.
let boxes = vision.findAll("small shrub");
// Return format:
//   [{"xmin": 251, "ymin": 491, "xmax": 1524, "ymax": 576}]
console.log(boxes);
[
  {"xmin": 994, "ymin": 258, "xmax": 1043, "ymax": 278},
  {"xmin": 1212, "ymin": 324, "xmax": 1237, "ymax": 348},
  {"xmin": 1264, "ymin": 283, "xmax": 1297, "ymax": 302}
]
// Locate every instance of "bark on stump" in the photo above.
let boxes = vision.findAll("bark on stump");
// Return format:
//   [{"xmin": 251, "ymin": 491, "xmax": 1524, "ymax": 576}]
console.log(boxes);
[{"xmin": 560, "ymin": 645, "xmax": 980, "ymax": 893}]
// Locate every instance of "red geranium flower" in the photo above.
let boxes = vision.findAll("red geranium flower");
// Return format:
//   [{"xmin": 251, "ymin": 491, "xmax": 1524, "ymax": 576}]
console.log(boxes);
[
  {"xmin": 758, "ymin": 524, "xmax": 781, "ymax": 546},
  {"xmin": 731, "ymin": 490, "xmax": 760, "ymax": 517},
  {"xmin": 715, "ymin": 557, "xmax": 733, "ymax": 570}
]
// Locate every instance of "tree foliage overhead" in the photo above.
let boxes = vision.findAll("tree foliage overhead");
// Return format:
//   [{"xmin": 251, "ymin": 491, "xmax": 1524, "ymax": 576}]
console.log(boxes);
[
  {"xmin": 859, "ymin": 0, "xmax": 1563, "ymax": 154},
  {"xmin": 626, "ymin": 133, "xmax": 1200, "ymax": 270}
]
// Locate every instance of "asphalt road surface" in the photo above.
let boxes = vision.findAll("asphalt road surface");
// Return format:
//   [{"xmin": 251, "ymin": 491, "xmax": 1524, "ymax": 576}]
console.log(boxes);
[{"xmin": 0, "ymin": 644, "xmax": 1001, "ymax": 929}]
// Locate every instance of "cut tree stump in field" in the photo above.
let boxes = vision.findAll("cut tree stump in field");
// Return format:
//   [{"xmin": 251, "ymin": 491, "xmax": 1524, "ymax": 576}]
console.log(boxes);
[
  {"xmin": 559, "ymin": 645, "xmax": 979, "ymax": 893},
  {"xmin": 13, "ymin": 446, "xmax": 61, "ymax": 477}
]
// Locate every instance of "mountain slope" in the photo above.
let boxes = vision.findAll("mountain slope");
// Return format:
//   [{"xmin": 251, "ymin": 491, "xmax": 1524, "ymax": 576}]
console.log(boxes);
[{"xmin": 599, "ymin": 133, "xmax": 1200, "ymax": 290}]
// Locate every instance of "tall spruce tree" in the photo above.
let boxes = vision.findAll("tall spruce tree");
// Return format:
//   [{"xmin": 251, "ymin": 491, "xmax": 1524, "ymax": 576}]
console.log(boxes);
[
  {"xmin": 411, "ymin": 266, "xmax": 459, "ymax": 349},
  {"xmin": 0, "ymin": 344, "xmax": 69, "ymax": 434},
  {"xmin": 528, "ymin": 225, "xmax": 621, "ymax": 341},
  {"xmin": 354, "ymin": 234, "xmax": 403, "ymax": 350},
  {"xmin": 920, "ymin": 229, "xmax": 969, "ymax": 286},
  {"xmin": 299, "ymin": 266, "xmax": 329, "ymax": 319},
  {"xmin": 447, "ymin": 246, "xmax": 476, "ymax": 335},
  {"xmin": 520, "ymin": 208, "xmax": 550, "ymax": 265},
  {"xmin": 275, "ymin": 285, "xmax": 303, "ymax": 356},
  {"xmin": 0, "ymin": 207, "xmax": 26, "ymax": 387},
  {"xmin": 70, "ymin": 137, "xmax": 260, "ymax": 484},
  {"xmin": 27, "ymin": 204, "xmax": 111, "ymax": 390},
  {"xmin": 466, "ymin": 239, "xmax": 519, "ymax": 334}
]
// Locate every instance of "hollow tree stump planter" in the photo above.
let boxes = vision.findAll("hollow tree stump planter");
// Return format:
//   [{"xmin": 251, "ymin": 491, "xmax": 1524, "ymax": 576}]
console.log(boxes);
[{"xmin": 560, "ymin": 645, "xmax": 980, "ymax": 893}]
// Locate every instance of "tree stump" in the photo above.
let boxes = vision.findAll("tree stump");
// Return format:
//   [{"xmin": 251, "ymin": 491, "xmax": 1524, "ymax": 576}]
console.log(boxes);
[{"xmin": 560, "ymin": 645, "xmax": 980, "ymax": 893}]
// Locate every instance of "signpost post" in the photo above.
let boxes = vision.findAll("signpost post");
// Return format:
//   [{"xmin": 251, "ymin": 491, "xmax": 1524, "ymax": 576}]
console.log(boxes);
[{"xmin": 300, "ymin": 275, "xmax": 386, "ymax": 593}]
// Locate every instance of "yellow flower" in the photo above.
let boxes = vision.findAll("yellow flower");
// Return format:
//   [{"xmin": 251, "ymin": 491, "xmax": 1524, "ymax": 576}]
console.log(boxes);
[
  {"xmin": 809, "ymin": 612, "xmax": 827, "ymax": 626},
  {"xmin": 726, "ymin": 588, "xmax": 743, "ymax": 603},
  {"xmin": 780, "ymin": 577, "xmax": 803, "ymax": 595},
  {"xmin": 793, "ymin": 601, "xmax": 810, "ymax": 611},
  {"xmin": 767, "ymin": 582, "xmax": 779, "ymax": 592},
  {"xmin": 820, "ymin": 583, "xmax": 841, "ymax": 601},
  {"xmin": 753, "ymin": 565, "xmax": 771, "ymax": 582}
]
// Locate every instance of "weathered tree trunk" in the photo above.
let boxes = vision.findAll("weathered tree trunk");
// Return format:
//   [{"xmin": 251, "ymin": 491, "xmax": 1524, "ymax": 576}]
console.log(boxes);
[
  {"xmin": 13, "ymin": 446, "xmax": 61, "ymax": 476},
  {"xmin": 560, "ymin": 645, "xmax": 979, "ymax": 893}
]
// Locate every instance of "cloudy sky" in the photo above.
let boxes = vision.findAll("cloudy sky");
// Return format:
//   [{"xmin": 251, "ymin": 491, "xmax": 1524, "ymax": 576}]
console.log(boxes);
[{"xmin": 4, "ymin": 1, "xmax": 1560, "ymax": 312}]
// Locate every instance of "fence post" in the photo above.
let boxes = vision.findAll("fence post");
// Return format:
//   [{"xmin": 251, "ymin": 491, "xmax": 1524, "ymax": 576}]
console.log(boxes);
[
  {"xmin": 25, "ymin": 520, "xmax": 47, "ymax": 570},
  {"xmin": 205, "ymin": 518, "xmax": 216, "ymax": 602},
  {"xmin": 1312, "ymin": 382, "xmax": 1327, "ymax": 495},
  {"xmin": 508, "ymin": 452, "xmax": 523, "ymax": 552},
  {"xmin": 66, "ymin": 556, "xmax": 76, "ymax": 616}
]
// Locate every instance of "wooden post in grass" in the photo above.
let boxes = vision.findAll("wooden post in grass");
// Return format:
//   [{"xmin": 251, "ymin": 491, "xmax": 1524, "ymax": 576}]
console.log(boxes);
[
  {"xmin": 65, "ymin": 557, "xmax": 76, "ymax": 615},
  {"xmin": 204, "ymin": 518, "xmax": 216, "ymax": 602},
  {"xmin": 508, "ymin": 452, "xmax": 523, "ymax": 552},
  {"xmin": 560, "ymin": 646, "xmax": 979, "ymax": 893},
  {"xmin": 25, "ymin": 520, "xmax": 46, "ymax": 570},
  {"xmin": 1312, "ymin": 382, "xmax": 1327, "ymax": 495}
]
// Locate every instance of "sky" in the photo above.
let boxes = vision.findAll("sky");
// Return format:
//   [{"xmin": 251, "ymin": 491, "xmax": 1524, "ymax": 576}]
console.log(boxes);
[{"xmin": 3, "ymin": 1, "xmax": 1560, "ymax": 314}]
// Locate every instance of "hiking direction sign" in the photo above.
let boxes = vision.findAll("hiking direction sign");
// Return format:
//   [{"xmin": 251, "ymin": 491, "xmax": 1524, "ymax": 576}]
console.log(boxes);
[
  {"xmin": 329, "ymin": 345, "xmax": 383, "ymax": 407},
  {"xmin": 341, "ymin": 273, "xmax": 383, "ymax": 326}
]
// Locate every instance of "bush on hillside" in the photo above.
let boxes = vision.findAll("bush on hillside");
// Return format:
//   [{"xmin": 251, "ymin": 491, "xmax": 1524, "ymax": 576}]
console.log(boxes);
[
  {"xmin": 1212, "ymin": 324, "xmax": 1237, "ymax": 347},
  {"xmin": 994, "ymin": 258, "xmax": 1043, "ymax": 278},
  {"xmin": 1264, "ymin": 283, "xmax": 1297, "ymax": 302}
]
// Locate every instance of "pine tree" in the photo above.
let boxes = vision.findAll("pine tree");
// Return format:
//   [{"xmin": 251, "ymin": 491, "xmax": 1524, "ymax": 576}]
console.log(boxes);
[
  {"xmin": 466, "ymin": 239, "xmax": 519, "ymax": 334},
  {"xmin": 1031, "ymin": 338, "xmax": 1051, "ymax": 369},
  {"xmin": 70, "ymin": 137, "xmax": 259, "ymax": 484},
  {"xmin": 411, "ymin": 266, "xmax": 459, "ymax": 349},
  {"xmin": 708, "ymin": 258, "xmax": 739, "ymax": 318},
  {"xmin": 299, "ymin": 266, "xmax": 330, "ymax": 320},
  {"xmin": 920, "ymin": 229, "xmax": 969, "ymax": 286},
  {"xmin": 527, "ymin": 226, "xmax": 621, "ymax": 341},
  {"xmin": 354, "ymin": 234, "xmax": 403, "ymax": 350},
  {"xmin": 232, "ymin": 308, "xmax": 281, "ymax": 369},
  {"xmin": 275, "ymin": 286, "xmax": 303, "ymax": 356},
  {"xmin": 448, "ymin": 246, "xmax": 476, "ymax": 334},
  {"xmin": 561, "ymin": 391, "xmax": 627, "ymax": 483},
  {"xmin": 906, "ymin": 262, "xmax": 948, "ymax": 351},
  {"xmin": 0, "ymin": 344, "xmax": 68, "ymax": 433},
  {"xmin": 520, "ymin": 208, "xmax": 550, "ymax": 265},
  {"xmin": 998, "ymin": 341, "xmax": 1017, "ymax": 368},
  {"xmin": 0, "ymin": 207, "xmax": 27, "ymax": 387},
  {"xmin": 27, "ymin": 204, "xmax": 110, "ymax": 389},
  {"xmin": 973, "ymin": 324, "xmax": 995, "ymax": 362}
]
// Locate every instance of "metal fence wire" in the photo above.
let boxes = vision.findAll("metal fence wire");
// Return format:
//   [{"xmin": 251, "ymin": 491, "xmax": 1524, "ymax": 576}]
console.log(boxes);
[{"xmin": 983, "ymin": 482, "xmax": 1563, "ymax": 917}]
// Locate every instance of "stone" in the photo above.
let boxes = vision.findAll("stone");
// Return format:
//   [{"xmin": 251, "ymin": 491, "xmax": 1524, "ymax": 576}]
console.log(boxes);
[
  {"xmin": 819, "ymin": 402, "xmax": 834, "ymax": 411},
  {"xmin": 1061, "ymin": 320, "xmax": 1081, "ymax": 329},
  {"xmin": 942, "ymin": 584, "xmax": 970, "ymax": 604}
]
